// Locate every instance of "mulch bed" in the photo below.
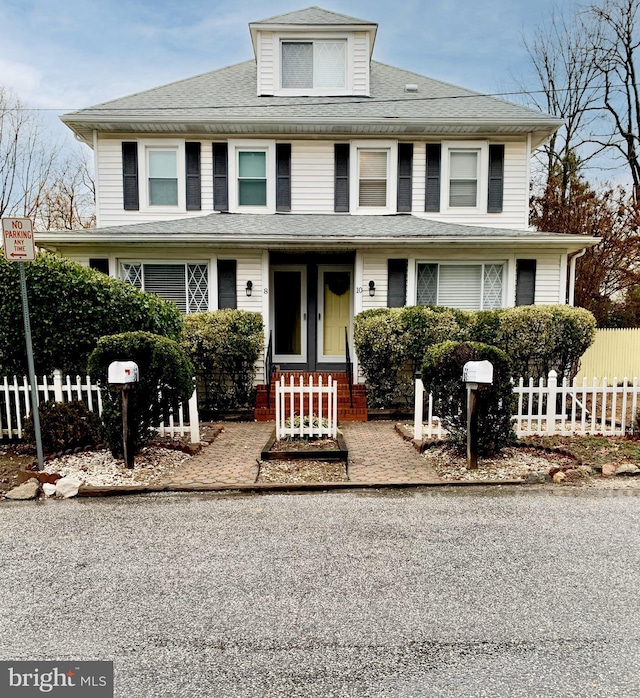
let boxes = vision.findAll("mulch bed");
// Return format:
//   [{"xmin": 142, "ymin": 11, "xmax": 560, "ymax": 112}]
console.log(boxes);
[{"xmin": 258, "ymin": 459, "xmax": 348, "ymax": 483}]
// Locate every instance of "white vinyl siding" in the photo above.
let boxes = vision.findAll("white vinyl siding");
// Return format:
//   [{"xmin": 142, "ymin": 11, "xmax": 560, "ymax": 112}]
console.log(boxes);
[
  {"xmin": 256, "ymin": 31, "xmax": 275, "ymax": 95},
  {"xmin": 534, "ymin": 255, "xmax": 564, "ymax": 304},
  {"xmin": 290, "ymin": 141, "xmax": 334, "ymax": 212},
  {"xmin": 352, "ymin": 32, "xmax": 370, "ymax": 96}
]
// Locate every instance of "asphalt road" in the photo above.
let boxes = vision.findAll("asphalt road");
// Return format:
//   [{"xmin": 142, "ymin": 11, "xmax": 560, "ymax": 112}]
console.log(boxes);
[{"xmin": 1, "ymin": 487, "xmax": 639, "ymax": 697}]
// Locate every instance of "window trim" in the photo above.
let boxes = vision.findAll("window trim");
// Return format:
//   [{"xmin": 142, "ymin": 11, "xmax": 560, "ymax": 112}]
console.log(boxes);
[
  {"xmin": 415, "ymin": 260, "xmax": 506, "ymax": 310},
  {"xmin": 119, "ymin": 260, "xmax": 210, "ymax": 314},
  {"xmin": 137, "ymin": 139, "xmax": 186, "ymax": 212},
  {"xmin": 440, "ymin": 141, "xmax": 489, "ymax": 213},
  {"xmin": 273, "ymin": 33, "xmax": 353, "ymax": 96},
  {"xmin": 350, "ymin": 141, "xmax": 398, "ymax": 214},
  {"xmin": 227, "ymin": 140, "xmax": 276, "ymax": 213}
]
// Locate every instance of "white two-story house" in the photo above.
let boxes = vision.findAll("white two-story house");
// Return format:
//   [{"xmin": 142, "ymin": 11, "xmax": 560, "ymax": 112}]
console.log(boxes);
[{"xmin": 38, "ymin": 6, "xmax": 597, "ymax": 409}]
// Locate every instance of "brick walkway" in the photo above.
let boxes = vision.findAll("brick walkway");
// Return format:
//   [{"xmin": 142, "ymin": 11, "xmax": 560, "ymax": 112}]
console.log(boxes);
[
  {"xmin": 342, "ymin": 422, "xmax": 440, "ymax": 484},
  {"xmin": 158, "ymin": 420, "xmax": 440, "ymax": 489}
]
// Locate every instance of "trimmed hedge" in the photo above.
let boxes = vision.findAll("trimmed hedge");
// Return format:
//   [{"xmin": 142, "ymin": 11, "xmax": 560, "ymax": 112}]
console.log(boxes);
[
  {"xmin": 87, "ymin": 332, "xmax": 194, "ymax": 458},
  {"xmin": 0, "ymin": 253, "xmax": 183, "ymax": 376},
  {"xmin": 354, "ymin": 305, "xmax": 596, "ymax": 408},
  {"xmin": 24, "ymin": 400, "xmax": 103, "ymax": 454},
  {"xmin": 422, "ymin": 341, "xmax": 516, "ymax": 454},
  {"xmin": 180, "ymin": 310, "xmax": 264, "ymax": 413}
]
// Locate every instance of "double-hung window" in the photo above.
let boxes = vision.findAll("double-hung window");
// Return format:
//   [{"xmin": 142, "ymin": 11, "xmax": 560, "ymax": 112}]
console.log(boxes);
[
  {"xmin": 148, "ymin": 149, "xmax": 178, "ymax": 206},
  {"xmin": 121, "ymin": 263, "xmax": 209, "ymax": 314},
  {"xmin": 449, "ymin": 150, "xmax": 479, "ymax": 208},
  {"xmin": 359, "ymin": 150, "xmax": 388, "ymax": 207},
  {"xmin": 281, "ymin": 40, "xmax": 346, "ymax": 90},
  {"xmin": 238, "ymin": 151, "xmax": 267, "ymax": 207},
  {"xmin": 416, "ymin": 262, "xmax": 504, "ymax": 310}
]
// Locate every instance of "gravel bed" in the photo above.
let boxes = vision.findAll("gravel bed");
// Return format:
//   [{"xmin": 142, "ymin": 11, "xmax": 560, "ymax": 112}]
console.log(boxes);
[
  {"xmin": 258, "ymin": 459, "xmax": 348, "ymax": 483},
  {"xmin": 42, "ymin": 447, "xmax": 191, "ymax": 487}
]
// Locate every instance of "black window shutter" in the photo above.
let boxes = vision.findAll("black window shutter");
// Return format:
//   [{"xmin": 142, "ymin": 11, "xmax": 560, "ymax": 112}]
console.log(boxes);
[
  {"xmin": 397, "ymin": 144, "xmax": 413, "ymax": 212},
  {"xmin": 122, "ymin": 142, "xmax": 139, "ymax": 211},
  {"xmin": 488, "ymin": 144, "xmax": 505, "ymax": 213},
  {"xmin": 334, "ymin": 144, "xmax": 350, "ymax": 212},
  {"xmin": 89, "ymin": 259, "xmax": 110, "ymax": 275},
  {"xmin": 516, "ymin": 259, "xmax": 536, "ymax": 306},
  {"xmin": 387, "ymin": 259, "xmax": 407, "ymax": 307},
  {"xmin": 276, "ymin": 144, "xmax": 292, "ymax": 212},
  {"xmin": 217, "ymin": 260, "xmax": 237, "ymax": 309},
  {"xmin": 185, "ymin": 142, "xmax": 201, "ymax": 211},
  {"xmin": 425, "ymin": 144, "xmax": 441, "ymax": 212},
  {"xmin": 212, "ymin": 143, "xmax": 229, "ymax": 212}
]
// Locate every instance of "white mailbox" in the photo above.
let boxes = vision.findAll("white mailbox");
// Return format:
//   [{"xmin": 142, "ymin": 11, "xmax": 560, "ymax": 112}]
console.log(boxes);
[
  {"xmin": 108, "ymin": 361, "xmax": 139, "ymax": 384},
  {"xmin": 463, "ymin": 360, "xmax": 493, "ymax": 385}
]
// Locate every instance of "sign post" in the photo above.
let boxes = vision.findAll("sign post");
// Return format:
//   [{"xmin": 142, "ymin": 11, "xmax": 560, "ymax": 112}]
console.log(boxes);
[{"xmin": 2, "ymin": 218, "xmax": 43, "ymax": 470}]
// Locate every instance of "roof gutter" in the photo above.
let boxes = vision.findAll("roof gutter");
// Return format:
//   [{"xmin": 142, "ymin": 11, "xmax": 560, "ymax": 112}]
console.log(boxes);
[{"xmin": 568, "ymin": 247, "xmax": 588, "ymax": 306}]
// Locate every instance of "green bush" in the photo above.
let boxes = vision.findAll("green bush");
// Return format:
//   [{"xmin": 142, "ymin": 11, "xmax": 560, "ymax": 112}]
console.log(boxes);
[
  {"xmin": 87, "ymin": 332, "xmax": 194, "ymax": 459},
  {"xmin": 354, "ymin": 305, "xmax": 596, "ymax": 407},
  {"xmin": 422, "ymin": 341, "xmax": 516, "ymax": 454},
  {"xmin": 180, "ymin": 310, "xmax": 264, "ymax": 413},
  {"xmin": 23, "ymin": 400, "xmax": 103, "ymax": 454},
  {"xmin": 471, "ymin": 305, "xmax": 596, "ymax": 380},
  {"xmin": 0, "ymin": 253, "xmax": 183, "ymax": 376},
  {"xmin": 353, "ymin": 308, "xmax": 408, "ymax": 407}
]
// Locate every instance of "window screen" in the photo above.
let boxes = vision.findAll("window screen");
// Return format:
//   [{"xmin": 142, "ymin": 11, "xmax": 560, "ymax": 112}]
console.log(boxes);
[
  {"xmin": 148, "ymin": 150, "xmax": 178, "ymax": 206},
  {"xmin": 359, "ymin": 150, "xmax": 387, "ymax": 207},
  {"xmin": 449, "ymin": 151, "xmax": 478, "ymax": 208}
]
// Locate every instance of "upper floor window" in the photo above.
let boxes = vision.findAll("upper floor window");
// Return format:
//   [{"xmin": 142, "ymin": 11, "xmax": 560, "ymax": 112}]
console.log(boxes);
[
  {"xmin": 449, "ymin": 150, "xmax": 478, "ymax": 208},
  {"xmin": 281, "ymin": 40, "xmax": 346, "ymax": 90},
  {"xmin": 238, "ymin": 151, "xmax": 267, "ymax": 206},
  {"xmin": 359, "ymin": 150, "xmax": 388, "ymax": 207},
  {"xmin": 148, "ymin": 149, "xmax": 178, "ymax": 206}
]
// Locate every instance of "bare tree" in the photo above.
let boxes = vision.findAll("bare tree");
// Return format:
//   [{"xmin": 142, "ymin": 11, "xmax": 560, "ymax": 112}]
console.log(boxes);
[
  {"xmin": 588, "ymin": 0, "xmax": 640, "ymax": 198},
  {"xmin": 0, "ymin": 87, "xmax": 59, "ymax": 219},
  {"xmin": 36, "ymin": 150, "xmax": 96, "ymax": 231},
  {"xmin": 521, "ymin": 9, "xmax": 603, "ymax": 199}
]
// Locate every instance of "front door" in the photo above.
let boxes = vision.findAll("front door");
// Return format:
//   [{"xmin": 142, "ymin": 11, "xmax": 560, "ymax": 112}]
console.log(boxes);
[
  {"xmin": 318, "ymin": 266, "xmax": 352, "ymax": 363},
  {"xmin": 271, "ymin": 266, "xmax": 307, "ymax": 364}
]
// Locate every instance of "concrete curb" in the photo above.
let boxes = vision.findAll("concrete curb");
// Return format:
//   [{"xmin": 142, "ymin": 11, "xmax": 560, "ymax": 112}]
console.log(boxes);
[{"xmin": 75, "ymin": 478, "xmax": 528, "ymax": 497}]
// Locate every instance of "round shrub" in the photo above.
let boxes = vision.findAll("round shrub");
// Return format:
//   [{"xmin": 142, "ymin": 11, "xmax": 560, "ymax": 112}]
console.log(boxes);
[
  {"xmin": 422, "ymin": 341, "xmax": 516, "ymax": 455},
  {"xmin": 87, "ymin": 332, "xmax": 194, "ymax": 459},
  {"xmin": 23, "ymin": 400, "xmax": 103, "ymax": 454},
  {"xmin": 181, "ymin": 310, "xmax": 263, "ymax": 413},
  {"xmin": 0, "ymin": 253, "xmax": 183, "ymax": 376}
]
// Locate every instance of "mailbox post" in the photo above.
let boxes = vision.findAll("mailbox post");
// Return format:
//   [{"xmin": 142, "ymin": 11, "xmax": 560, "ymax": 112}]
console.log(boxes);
[
  {"xmin": 462, "ymin": 360, "xmax": 494, "ymax": 470},
  {"xmin": 108, "ymin": 361, "xmax": 139, "ymax": 469}
]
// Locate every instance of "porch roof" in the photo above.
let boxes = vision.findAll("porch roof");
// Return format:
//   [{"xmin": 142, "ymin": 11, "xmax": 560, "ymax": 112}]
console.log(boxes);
[{"xmin": 37, "ymin": 213, "xmax": 598, "ymax": 253}]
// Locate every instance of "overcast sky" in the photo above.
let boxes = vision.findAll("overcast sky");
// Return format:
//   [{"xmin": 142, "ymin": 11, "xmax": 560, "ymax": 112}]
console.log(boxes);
[{"xmin": 1, "ymin": 0, "xmax": 563, "ymax": 147}]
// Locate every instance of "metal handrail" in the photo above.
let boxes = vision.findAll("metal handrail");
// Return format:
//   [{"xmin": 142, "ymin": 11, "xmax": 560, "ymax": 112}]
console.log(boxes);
[
  {"xmin": 345, "ymin": 327, "xmax": 354, "ymax": 409},
  {"xmin": 265, "ymin": 330, "xmax": 274, "ymax": 409}
]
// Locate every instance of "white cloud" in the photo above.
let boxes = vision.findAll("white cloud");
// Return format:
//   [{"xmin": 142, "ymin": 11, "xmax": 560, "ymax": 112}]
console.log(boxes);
[{"xmin": 0, "ymin": 59, "xmax": 42, "ymax": 102}]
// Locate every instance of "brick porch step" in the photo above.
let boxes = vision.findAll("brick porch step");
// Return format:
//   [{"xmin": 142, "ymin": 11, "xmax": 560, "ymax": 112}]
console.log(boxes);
[{"xmin": 254, "ymin": 371, "xmax": 368, "ymax": 422}]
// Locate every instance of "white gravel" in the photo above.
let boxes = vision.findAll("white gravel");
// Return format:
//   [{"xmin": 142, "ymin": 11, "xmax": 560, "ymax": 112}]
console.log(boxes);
[{"xmin": 42, "ymin": 447, "xmax": 191, "ymax": 487}]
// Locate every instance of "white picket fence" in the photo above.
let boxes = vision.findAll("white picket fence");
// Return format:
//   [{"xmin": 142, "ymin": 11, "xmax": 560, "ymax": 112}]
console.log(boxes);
[
  {"xmin": 0, "ymin": 369, "xmax": 200, "ymax": 443},
  {"xmin": 414, "ymin": 370, "xmax": 640, "ymax": 440},
  {"xmin": 275, "ymin": 375, "xmax": 338, "ymax": 440}
]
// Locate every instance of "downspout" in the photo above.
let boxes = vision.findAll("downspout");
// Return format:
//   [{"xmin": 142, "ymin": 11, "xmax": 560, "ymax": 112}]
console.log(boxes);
[{"xmin": 568, "ymin": 248, "xmax": 587, "ymax": 306}]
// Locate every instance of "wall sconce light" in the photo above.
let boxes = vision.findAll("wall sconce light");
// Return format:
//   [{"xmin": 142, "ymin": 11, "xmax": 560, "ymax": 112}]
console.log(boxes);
[
  {"xmin": 368, "ymin": 280, "xmax": 376, "ymax": 297},
  {"xmin": 246, "ymin": 280, "xmax": 253, "ymax": 297}
]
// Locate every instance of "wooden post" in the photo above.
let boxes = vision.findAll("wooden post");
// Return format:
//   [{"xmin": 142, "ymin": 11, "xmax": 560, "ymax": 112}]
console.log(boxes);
[
  {"xmin": 122, "ymin": 385, "xmax": 134, "ymax": 469},
  {"xmin": 466, "ymin": 383, "xmax": 478, "ymax": 470}
]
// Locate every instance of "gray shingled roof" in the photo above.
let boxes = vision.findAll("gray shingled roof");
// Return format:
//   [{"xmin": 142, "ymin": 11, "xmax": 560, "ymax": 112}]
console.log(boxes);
[
  {"xmin": 251, "ymin": 6, "xmax": 375, "ymax": 26},
  {"xmin": 62, "ymin": 61, "xmax": 560, "ymax": 143},
  {"xmin": 36, "ymin": 214, "xmax": 597, "ymax": 251}
]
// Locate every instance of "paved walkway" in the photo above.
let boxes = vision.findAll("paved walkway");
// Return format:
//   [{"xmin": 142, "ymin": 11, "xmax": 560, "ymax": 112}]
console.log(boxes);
[{"xmin": 158, "ymin": 421, "xmax": 440, "ymax": 489}]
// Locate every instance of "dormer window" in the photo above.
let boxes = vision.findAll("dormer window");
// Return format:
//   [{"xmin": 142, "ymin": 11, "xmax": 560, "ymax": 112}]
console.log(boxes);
[{"xmin": 281, "ymin": 40, "xmax": 347, "ymax": 90}]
